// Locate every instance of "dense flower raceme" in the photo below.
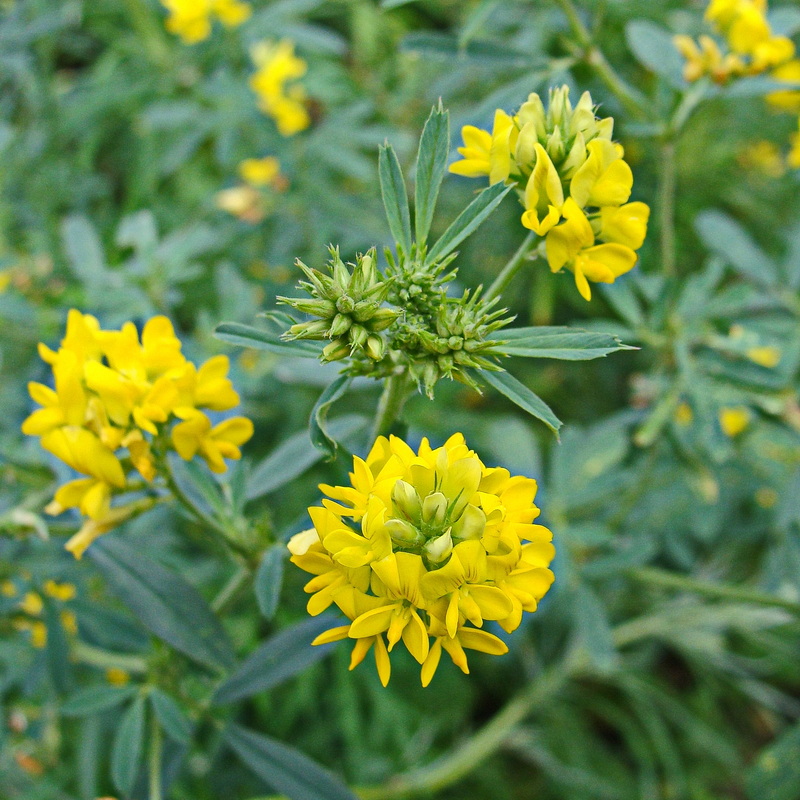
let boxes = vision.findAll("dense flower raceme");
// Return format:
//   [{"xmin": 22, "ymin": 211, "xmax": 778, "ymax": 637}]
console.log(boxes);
[
  {"xmin": 250, "ymin": 40, "xmax": 311, "ymax": 137},
  {"xmin": 21, "ymin": 311, "xmax": 253, "ymax": 558},
  {"xmin": 160, "ymin": 0, "xmax": 251, "ymax": 44},
  {"xmin": 450, "ymin": 87, "xmax": 650, "ymax": 300},
  {"xmin": 288, "ymin": 434, "xmax": 555, "ymax": 686},
  {"xmin": 674, "ymin": 0, "xmax": 796, "ymax": 90}
]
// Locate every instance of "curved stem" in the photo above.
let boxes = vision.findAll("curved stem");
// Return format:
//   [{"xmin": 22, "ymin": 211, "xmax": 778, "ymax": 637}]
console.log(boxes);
[
  {"xmin": 370, "ymin": 372, "xmax": 412, "ymax": 442},
  {"xmin": 71, "ymin": 642, "xmax": 148, "ymax": 675},
  {"xmin": 552, "ymin": 0, "xmax": 649, "ymax": 120},
  {"xmin": 212, "ymin": 564, "xmax": 252, "ymax": 614},
  {"xmin": 485, "ymin": 231, "xmax": 537, "ymax": 303}
]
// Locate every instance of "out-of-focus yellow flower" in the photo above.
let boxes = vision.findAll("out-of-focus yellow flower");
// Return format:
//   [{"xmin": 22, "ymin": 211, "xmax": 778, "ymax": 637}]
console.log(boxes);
[
  {"xmin": 746, "ymin": 346, "xmax": 781, "ymax": 367},
  {"xmin": 22, "ymin": 312, "xmax": 253, "ymax": 557},
  {"xmin": 20, "ymin": 592, "xmax": 43, "ymax": 616},
  {"xmin": 789, "ymin": 119, "xmax": 800, "ymax": 168},
  {"xmin": 675, "ymin": 402, "xmax": 694, "ymax": 426},
  {"xmin": 737, "ymin": 141, "xmax": 787, "ymax": 177},
  {"xmin": 674, "ymin": 34, "xmax": 745, "ymax": 83},
  {"xmin": 451, "ymin": 87, "xmax": 647, "ymax": 300},
  {"xmin": 216, "ymin": 186, "xmax": 267, "ymax": 223},
  {"xmin": 250, "ymin": 40, "xmax": 310, "ymax": 136},
  {"xmin": 1, "ymin": 580, "xmax": 17, "ymax": 597},
  {"xmin": 767, "ymin": 60, "xmax": 800, "ymax": 113},
  {"xmin": 0, "ymin": 270, "xmax": 10, "ymax": 293},
  {"xmin": 288, "ymin": 433, "xmax": 555, "ymax": 686},
  {"xmin": 160, "ymin": 0, "xmax": 251, "ymax": 44},
  {"xmin": 106, "ymin": 668, "xmax": 130, "ymax": 686},
  {"xmin": 43, "ymin": 581, "xmax": 76, "ymax": 602},
  {"xmin": 719, "ymin": 406, "xmax": 750, "ymax": 436},
  {"xmin": 239, "ymin": 156, "xmax": 282, "ymax": 187}
]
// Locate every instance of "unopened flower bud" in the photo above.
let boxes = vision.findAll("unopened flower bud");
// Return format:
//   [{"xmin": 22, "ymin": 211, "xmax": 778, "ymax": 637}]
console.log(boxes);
[
  {"xmin": 452, "ymin": 503, "xmax": 486, "ymax": 540},
  {"xmin": 321, "ymin": 339, "xmax": 350, "ymax": 362},
  {"xmin": 422, "ymin": 492, "xmax": 448, "ymax": 527},
  {"xmin": 368, "ymin": 308, "xmax": 399, "ymax": 332},
  {"xmin": 384, "ymin": 518, "xmax": 422, "ymax": 545},
  {"xmin": 328, "ymin": 313, "xmax": 352, "ymax": 337},
  {"xmin": 336, "ymin": 295, "xmax": 355, "ymax": 314},
  {"xmin": 392, "ymin": 480, "xmax": 422, "ymax": 522},
  {"xmin": 424, "ymin": 530, "xmax": 453, "ymax": 563},
  {"xmin": 349, "ymin": 324, "xmax": 368, "ymax": 350},
  {"xmin": 365, "ymin": 335, "xmax": 384, "ymax": 361}
]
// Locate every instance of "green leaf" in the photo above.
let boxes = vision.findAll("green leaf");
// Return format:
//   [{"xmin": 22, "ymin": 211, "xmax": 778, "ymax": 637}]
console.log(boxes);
[
  {"xmin": 378, "ymin": 142, "xmax": 412, "ymax": 253},
  {"xmin": 61, "ymin": 685, "xmax": 139, "ymax": 717},
  {"xmin": 309, "ymin": 375, "xmax": 352, "ymax": 461},
  {"xmin": 426, "ymin": 183, "xmax": 511, "ymax": 265},
  {"xmin": 747, "ymin": 722, "xmax": 800, "ymax": 800},
  {"xmin": 213, "ymin": 616, "xmax": 339, "ymax": 705},
  {"xmin": 625, "ymin": 21, "xmax": 686, "ymax": 89},
  {"xmin": 213, "ymin": 321, "xmax": 322, "ymax": 358},
  {"xmin": 487, "ymin": 326, "xmax": 634, "ymax": 359},
  {"xmin": 44, "ymin": 600, "xmax": 72, "ymax": 694},
  {"xmin": 478, "ymin": 369, "xmax": 562, "ymax": 435},
  {"xmin": 254, "ymin": 545, "xmax": 285, "ymax": 620},
  {"xmin": 414, "ymin": 103, "xmax": 450, "ymax": 246},
  {"xmin": 695, "ymin": 210, "xmax": 779, "ymax": 287},
  {"xmin": 61, "ymin": 214, "xmax": 107, "ymax": 281},
  {"xmin": 150, "ymin": 689, "xmax": 193, "ymax": 744},
  {"xmin": 246, "ymin": 415, "xmax": 367, "ymax": 501},
  {"xmin": 89, "ymin": 536, "xmax": 235, "ymax": 672},
  {"xmin": 224, "ymin": 723, "xmax": 358, "ymax": 800},
  {"xmin": 111, "ymin": 695, "xmax": 146, "ymax": 798},
  {"xmin": 573, "ymin": 583, "xmax": 620, "ymax": 673}
]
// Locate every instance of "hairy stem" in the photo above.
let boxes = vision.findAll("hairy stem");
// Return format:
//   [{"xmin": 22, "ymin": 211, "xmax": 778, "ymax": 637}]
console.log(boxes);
[
  {"xmin": 370, "ymin": 372, "xmax": 412, "ymax": 442},
  {"xmin": 485, "ymin": 230, "xmax": 538, "ymax": 303}
]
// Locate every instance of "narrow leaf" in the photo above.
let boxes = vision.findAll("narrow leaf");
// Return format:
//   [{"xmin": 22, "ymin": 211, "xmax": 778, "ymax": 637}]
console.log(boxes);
[
  {"xmin": 379, "ymin": 142, "xmax": 412, "ymax": 253},
  {"xmin": 111, "ymin": 696, "xmax": 146, "ymax": 797},
  {"xmin": 61, "ymin": 214, "xmax": 107, "ymax": 281},
  {"xmin": 213, "ymin": 616, "xmax": 338, "ymax": 705},
  {"xmin": 479, "ymin": 369, "xmax": 562, "ymax": 435},
  {"xmin": 62, "ymin": 685, "xmax": 139, "ymax": 717},
  {"xmin": 254, "ymin": 545, "xmax": 285, "ymax": 620},
  {"xmin": 426, "ymin": 183, "xmax": 511, "ymax": 265},
  {"xmin": 487, "ymin": 326, "xmax": 634, "ymax": 359},
  {"xmin": 89, "ymin": 536, "xmax": 235, "ymax": 672},
  {"xmin": 625, "ymin": 21, "xmax": 686, "ymax": 89},
  {"xmin": 695, "ymin": 210, "xmax": 779, "ymax": 287},
  {"xmin": 225, "ymin": 723, "xmax": 358, "ymax": 800},
  {"xmin": 150, "ymin": 690, "xmax": 193, "ymax": 744},
  {"xmin": 414, "ymin": 103, "xmax": 450, "ymax": 246},
  {"xmin": 214, "ymin": 322, "xmax": 322, "ymax": 358},
  {"xmin": 246, "ymin": 415, "xmax": 366, "ymax": 501},
  {"xmin": 309, "ymin": 375, "xmax": 352, "ymax": 461}
]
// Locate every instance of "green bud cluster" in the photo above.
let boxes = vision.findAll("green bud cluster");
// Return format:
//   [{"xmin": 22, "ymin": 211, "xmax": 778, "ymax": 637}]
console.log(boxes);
[
  {"xmin": 397, "ymin": 287, "xmax": 511, "ymax": 398},
  {"xmin": 279, "ymin": 247, "xmax": 400, "ymax": 363}
]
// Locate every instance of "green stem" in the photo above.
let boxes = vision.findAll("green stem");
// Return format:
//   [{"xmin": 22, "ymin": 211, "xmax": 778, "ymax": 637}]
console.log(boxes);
[
  {"xmin": 212, "ymin": 565, "xmax": 252, "ymax": 614},
  {"xmin": 149, "ymin": 709, "xmax": 163, "ymax": 800},
  {"xmin": 71, "ymin": 642, "xmax": 148, "ymax": 675},
  {"xmin": 484, "ymin": 231, "xmax": 537, "ymax": 303},
  {"xmin": 627, "ymin": 566, "xmax": 800, "ymax": 615},
  {"xmin": 658, "ymin": 139, "xmax": 677, "ymax": 277},
  {"xmin": 124, "ymin": 0, "xmax": 173, "ymax": 69},
  {"xmin": 370, "ymin": 373, "xmax": 412, "ymax": 442},
  {"xmin": 552, "ymin": 0, "xmax": 650, "ymax": 119}
]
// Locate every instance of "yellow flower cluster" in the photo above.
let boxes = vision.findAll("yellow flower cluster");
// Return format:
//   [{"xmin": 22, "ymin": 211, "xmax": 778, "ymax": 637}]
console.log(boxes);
[
  {"xmin": 288, "ymin": 434, "xmax": 555, "ymax": 686},
  {"xmin": 674, "ymin": 0, "xmax": 795, "ymax": 85},
  {"xmin": 450, "ymin": 87, "xmax": 649, "ymax": 300},
  {"xmin": 22, "ymin": 310, "xmax": 253, "ymax": 557},
  {"xmin": 8, "ymin": 581, "xmax": 77, "ymax": 649},
  {"xmin": 160, "ymin": 0, "xmax": 251, "ymax": 44},
  {"xmin": 250, "ymin": 40, "xmax": 311, "ymax": 137}
]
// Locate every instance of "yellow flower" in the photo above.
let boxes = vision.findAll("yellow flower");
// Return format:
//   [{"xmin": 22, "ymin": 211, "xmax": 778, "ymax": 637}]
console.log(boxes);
[
  {"xmin": 719, "ymin": 406, "xmax": 750, "ymax": 436},
  {"xmin": 43, "ymin": 581, "xmax": 77, "ymax": 602},
  {"xmin": 767, "ymin": 60, "xmax": 800, "ymax": 113},
  {"xmin": 239, "ymin": 156, "xmax": 281, "ymax": 187},
  {"xmin": 171, "ymin": 409, "xmax": 254, "ymax": 473},
  {"xmin": 790, "ymin": 119, "xmax": 800, "ymax": 168},
  {"xmin": 737, "ymin": 141, "xmax": 787, "ymax": 177},
  {"xmin": 674, "ymin": 402, "xmax": 694, "ymax": 426},
  {"xmin": 160, "ymin": 0, "xmax": 250, "ymax": 44},
  {"xmin": 106, "ymin": 668, "xmax": 130, "ymax": 686},
  {"xmin": 288, "ymin": 434, "xmax": 555, "ymax": 686},
  {"xmin": 545, "ymin": 199, "xmax": 638, "ymax": 301},
  {"xmin": 23, "ymin": 311, "xmax": 253, "ymax": 557},
  {"xmin": 746, "ymin": 346, "xmax": 781, "ymax": 367},
  {"xmin": 449, "ymin": 110, "xmax": 515, "ymax": 185},
  {"xmin": 597, "ymin": 202, "xmax": 651, "ymax": 250},
  {"xmin": 216, "ymin": 185, "xmax": 266, "ymax": 223},
  {"xmin": 520, "ymin": 144, "xmax": 564, "ymax": 235},
  {"xmin": 250, "ymin": 40, "xmax": 310, "ymax": 137}
]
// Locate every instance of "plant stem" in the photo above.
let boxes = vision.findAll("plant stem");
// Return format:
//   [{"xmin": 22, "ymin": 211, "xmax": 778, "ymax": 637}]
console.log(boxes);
[
  {"xmin": 370, "ymin": 372, "xmax": 412, "ymax": 442},
  {"xmin": 658, "ymin": 139, "xmax": 678, "ymax": 277},
  {"xmin": 626, "ymin": 566, "xmax": 800, "ymax": 615},
  {"xmin": 484, "ymin": 231, "xmax": 537, "ymax": 303},
  {"xmin": 71, "ymin": 642, "xmax": 148, "ymax": 675},
  {"xmin": 212, "ymin": 564, "xmax": 251, "ymax": 614},
  {"xmin": 552, "ymin": 0, "xmax": 649, "ymax": 120},
  {"xmin": 149, "ymin": 710, "xmax": 163, "ymax": 800}
]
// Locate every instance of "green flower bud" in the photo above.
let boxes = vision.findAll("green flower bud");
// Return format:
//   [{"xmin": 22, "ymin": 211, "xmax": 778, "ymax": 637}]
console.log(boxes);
[
  {"xmin": 384, "ymin": 518, "xmax": 422, "ymax": 546},
  {"xmin": 365, "ymin": 334, "xmax": 384, "ymax": 361},
  {"xmin": 392, "ymin": 480, "xmax": 422, "ymax": 522},
  {"xmin": 336, "ymin": 296, "xmax": 356, "ymax": 314},
  {"xmin": 367, "ymin": 307, "xmax": 400, "ymax": 332},
  {"xmin": 349, "ymin": 324, "xmax": 368, "ymax": 351},
  {"xmin": 422, "ymin": 492, "xmax": 448, "ymax": 527},
  {"xmin": 328, "ymin": 313, "xmax": 352, "ymax": 337},
  {"xmin": 321, "ymin": 339, "xmax": 350, "ymax": 362}
]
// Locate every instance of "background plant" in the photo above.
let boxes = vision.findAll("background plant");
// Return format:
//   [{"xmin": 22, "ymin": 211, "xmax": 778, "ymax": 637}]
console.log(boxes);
[{"xmin": 1, "ymin": 1, "xmax": 799, "ymax": 800}]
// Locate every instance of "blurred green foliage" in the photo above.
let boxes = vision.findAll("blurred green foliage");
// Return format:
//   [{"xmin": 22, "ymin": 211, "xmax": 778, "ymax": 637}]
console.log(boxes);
[{"xmin": 1, "ymin": 1, "xmax": 800, "ymax": 799}]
